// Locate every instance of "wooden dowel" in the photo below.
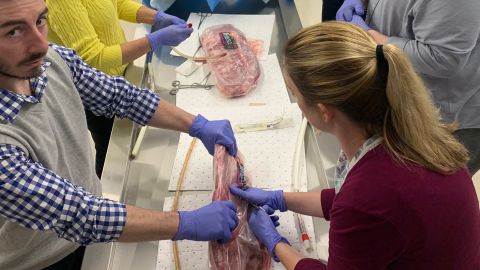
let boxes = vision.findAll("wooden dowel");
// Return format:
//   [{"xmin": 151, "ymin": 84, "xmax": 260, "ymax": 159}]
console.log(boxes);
[{"xmin": 172, "ymin": 138, "xmax": 198, "ymax": 270}]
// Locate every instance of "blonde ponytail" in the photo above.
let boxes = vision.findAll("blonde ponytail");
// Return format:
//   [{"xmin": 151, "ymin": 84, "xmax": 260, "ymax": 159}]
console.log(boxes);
[
  {"xmin": 381, "ymin": 44, "xmax": 468, "ymax": 173},
  {"xmin": 284, "ymin": 21, "xmax": 468, "ymax": 174}
]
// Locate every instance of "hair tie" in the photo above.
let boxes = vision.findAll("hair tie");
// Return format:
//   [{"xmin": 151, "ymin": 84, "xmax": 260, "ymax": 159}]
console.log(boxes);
[{"xmin": 376, "ymin": 45, "xmax": 389, "ymax": 81}]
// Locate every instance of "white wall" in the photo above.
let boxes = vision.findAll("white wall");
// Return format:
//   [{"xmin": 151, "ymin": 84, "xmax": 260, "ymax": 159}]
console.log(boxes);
[
  {"xmin": 474, "ymin": 172, "xmax": 480, "ymax": 201},
  {"xmin": 295, "ymin": 0, "xmax": 323, "ymax": 26}
]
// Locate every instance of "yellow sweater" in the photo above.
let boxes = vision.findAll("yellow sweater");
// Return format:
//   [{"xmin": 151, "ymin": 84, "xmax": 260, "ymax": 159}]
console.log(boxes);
[{"xmin": 46, "ymin": 0, "xmax": 143, "ymax": 76}]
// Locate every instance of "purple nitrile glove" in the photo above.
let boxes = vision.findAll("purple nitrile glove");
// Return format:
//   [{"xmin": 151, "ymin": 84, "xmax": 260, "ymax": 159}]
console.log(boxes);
[
  {"xmin": 350, "ymin": 14, "xmax": 371, "ymax": 31},
  {"xmin": 173, "ymin": 201, "xmax": 239, "ymax": 242},
  {"xmin": 263, "ymin": 205, "xmax": 280, "ymax": 227},
  {"xmin": 146, "ymin": 24, "xmax": 193, "ymax": 50},
  {"xmin": 154, "ymin": 11, "xmax": 186, "ymax": 29},
  {"xmin": 189, "ymin": 114, "xmax": 237, "ymax": 156},
  {"xmin": 336, "ymin": 0, "xmax": 365, "ymax": 22},
  {"xmin": 230, "ymin": 185, "xmax": 288, "ymax": 212},
  {"xmin": 248, "ymin": 206, "xmax": 290, "ymax": 262}
]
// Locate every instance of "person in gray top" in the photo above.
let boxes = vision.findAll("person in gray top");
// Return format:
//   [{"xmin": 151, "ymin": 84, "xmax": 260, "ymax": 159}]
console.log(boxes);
[{"xmin": 336, "ymin": 0, "xmax": 480, "ymax": 175}]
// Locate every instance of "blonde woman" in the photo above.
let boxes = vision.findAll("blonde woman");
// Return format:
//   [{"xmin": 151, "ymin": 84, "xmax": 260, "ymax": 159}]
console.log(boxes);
[{"xmin": 230, "ymin": 22, "xmax": 480, "ymax": 269}]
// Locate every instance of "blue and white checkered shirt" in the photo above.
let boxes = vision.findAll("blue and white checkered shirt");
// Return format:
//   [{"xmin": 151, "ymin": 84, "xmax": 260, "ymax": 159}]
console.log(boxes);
[{"xmin": 0, "ymin": 44, "xmax": 160, "ymax": 245}]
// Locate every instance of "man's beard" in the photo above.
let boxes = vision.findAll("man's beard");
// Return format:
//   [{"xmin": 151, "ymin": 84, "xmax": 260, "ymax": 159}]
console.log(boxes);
[
  {"xmin": 0, "ymin": 52, "xmax": 46, "ymax": 80},
  {"xmin": 0, "ymin": 66, "xmax": 43, "ymax": 80}
]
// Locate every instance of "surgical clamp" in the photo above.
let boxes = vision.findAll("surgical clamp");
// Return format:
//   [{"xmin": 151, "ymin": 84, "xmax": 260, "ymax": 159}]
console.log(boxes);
[
  {"xmin": 169, "ymin": 81, "xmax": 214, "ymax": 95},
  {"xmin": 197, "ymin": 12, "xmax": 212, "ymax": 30}
]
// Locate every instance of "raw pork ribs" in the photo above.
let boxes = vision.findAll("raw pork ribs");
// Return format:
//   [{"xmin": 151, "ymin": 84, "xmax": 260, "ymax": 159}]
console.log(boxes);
[{"xmin": 201, "ymin": 25, "xmax": 261, "ymax": 98}]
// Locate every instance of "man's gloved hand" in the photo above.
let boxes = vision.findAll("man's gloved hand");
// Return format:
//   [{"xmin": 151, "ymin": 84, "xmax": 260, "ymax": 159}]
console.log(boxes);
[
  {"xmin": 350, "ymin": 14, "xmax": 371, "ymax": 31},
  {"xmin": 248, "ymin": 207, "xmax": 290, "ymax": 262},
  {"xmin": 230, "ymin": 185, "xmax": 287, "ymax": 212},
  {"xmin": 154, "ymin": 11, "xmax": 186, "ymax": 29},
  {"xmin": 189, "ymin": 114, "xmax": 237, "ymax": 156},
  {"xmin": 336, "ymin": 0, "xmax": 365, "ymax": 22},
  {"xmin": 146, "ymin": 24, "xmax": 193, "ymax": 50},
  {"xmin": 173, "ymin": 201, "xmax": 239, "ymax": 242}
]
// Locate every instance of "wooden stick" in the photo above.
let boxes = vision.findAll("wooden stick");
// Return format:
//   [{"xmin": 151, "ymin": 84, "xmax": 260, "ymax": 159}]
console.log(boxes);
[
  {"xmin": 172, "ymin": 138, "xmax": 198, "ymax": 270},
  {"xmin": 171, "ymin": 47, "xmax": 226, "ymax": 62},
  {"xmin": 130, "ymin": 126, "xmax": 147, "ymax": 159},
  {"xmin": 173, "ymin": 242, "xmax": 180, "ymax": 270},
  {"xmin": 172, "ymin": 138, "xmax": 197, "ymax": 210}
]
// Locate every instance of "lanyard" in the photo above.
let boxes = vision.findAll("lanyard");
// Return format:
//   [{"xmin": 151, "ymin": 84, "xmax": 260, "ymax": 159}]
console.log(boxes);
[{"xmin": 334, "ymin": 136, "xmax": 383, "ymax": 193}]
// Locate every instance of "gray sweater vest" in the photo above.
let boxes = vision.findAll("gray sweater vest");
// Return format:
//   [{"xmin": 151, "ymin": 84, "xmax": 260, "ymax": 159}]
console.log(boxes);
[{"xmin": 0, "ymin": 48, "xmax": 102, "ymax": 269}]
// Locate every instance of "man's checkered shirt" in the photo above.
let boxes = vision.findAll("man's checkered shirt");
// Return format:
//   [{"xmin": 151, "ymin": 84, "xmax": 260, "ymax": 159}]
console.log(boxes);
[{"xmin": 0, "ymin": 44, "xmax": 160, "ymax": 245}]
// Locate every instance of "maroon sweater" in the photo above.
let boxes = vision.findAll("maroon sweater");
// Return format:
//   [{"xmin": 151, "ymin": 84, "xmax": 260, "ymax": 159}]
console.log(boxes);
[{"xmin": 295, "ymin": 145, "xmax": 480, "ymax": 270}]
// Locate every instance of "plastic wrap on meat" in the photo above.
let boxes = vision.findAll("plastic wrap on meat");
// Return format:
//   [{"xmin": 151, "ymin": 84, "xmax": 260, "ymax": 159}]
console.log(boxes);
[
  {"xmin": 200, "ymin": 25, "xmax": 261, "ymax": 98},
  {"xmin": 209, "ymin": 145, "xmax": 271, "ymax": 270}
]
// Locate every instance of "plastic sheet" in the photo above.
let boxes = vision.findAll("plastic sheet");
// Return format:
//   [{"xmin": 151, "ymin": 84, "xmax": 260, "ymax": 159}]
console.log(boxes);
[
  {"xmin": 209, "ymin": 145, "xmax": 271, "ymax": 270},
  {"xmin": 201, "ymin": 25, "xmax": 261, "ymax": 98}
]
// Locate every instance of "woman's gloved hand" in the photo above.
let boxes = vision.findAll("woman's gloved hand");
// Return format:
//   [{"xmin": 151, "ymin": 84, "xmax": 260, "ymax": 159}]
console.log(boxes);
[
  {"xmin": 262, "ymin": 205, "xmax": 281, "ymax": 227},
  {"xmin": 229, "ymin": 185, "xmax": 288, "ymax": 212},
  {"xmin": 336, "ymin": 0, "xmax": 365, "ymax": 22},
  {"xmin": 189, "ymin": 114, "xmax": 237, "ymax": 156},
  {"xmin": 146, "ymin": 24, "xmax": 193, "ymax": 50},
  {"xmin": 173, "ymin": 201, "xmax": 239, "ymax": 242},
  {"xmin": 248, "ymin": 206, "xmax": 290, "ymax": 262},
  {"xmin": 154, "ymin": 11, "xmax": 186, "ymax": 29}
]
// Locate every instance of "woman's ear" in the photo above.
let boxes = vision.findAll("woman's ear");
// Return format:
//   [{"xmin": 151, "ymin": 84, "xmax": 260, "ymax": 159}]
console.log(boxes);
[{"xmin": 317, "ymin": 103, "xmax": 335, "ymax": 123}]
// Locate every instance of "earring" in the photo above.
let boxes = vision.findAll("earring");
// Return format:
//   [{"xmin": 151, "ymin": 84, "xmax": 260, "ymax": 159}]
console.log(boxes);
[{"xmin": 322, "ymin": 115, "xmax": 327, "ymax": 122}]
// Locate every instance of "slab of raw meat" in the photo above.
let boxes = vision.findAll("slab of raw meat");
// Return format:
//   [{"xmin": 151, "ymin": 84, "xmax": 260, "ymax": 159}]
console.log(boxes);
[
  {"xmin": 200, "ymin": 25, "xmax": 261, "ymax": 98},
  {"xmin": 209, "ymin": 145, "xmax": 271, "ymax": 270}
]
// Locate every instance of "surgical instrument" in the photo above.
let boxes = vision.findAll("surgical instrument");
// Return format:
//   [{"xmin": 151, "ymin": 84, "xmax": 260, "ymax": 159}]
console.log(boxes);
[
  {"xmin": 169, "ymin": 81, "xmax": 214, "ymax": 95},
  {"xmin": 237, "ymin": 162, "xmax": 248, "ymax": 189},
  {"xmin": 250, "ymin": 203, "xmax": 267, "ymax": 213},
  {"xmin": 234, "ymin": 112, "xmax": 295, "ymax": 133},
  {"xmin": 197, "ymin": 12, "xmax": 212, "ymax": 30},
  {"xmin": 294, "ymin": 212, "xmax": 313, "ymax": 252},
  {"xmin": 169, "ymin": 72, "xmax": 213, "ymax": 95}
]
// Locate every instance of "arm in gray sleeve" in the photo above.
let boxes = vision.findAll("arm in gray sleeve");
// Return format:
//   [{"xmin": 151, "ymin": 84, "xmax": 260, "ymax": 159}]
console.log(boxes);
[{"xmin": 387, "ymin": 0, "xmax": 480, "ymax": 78}]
